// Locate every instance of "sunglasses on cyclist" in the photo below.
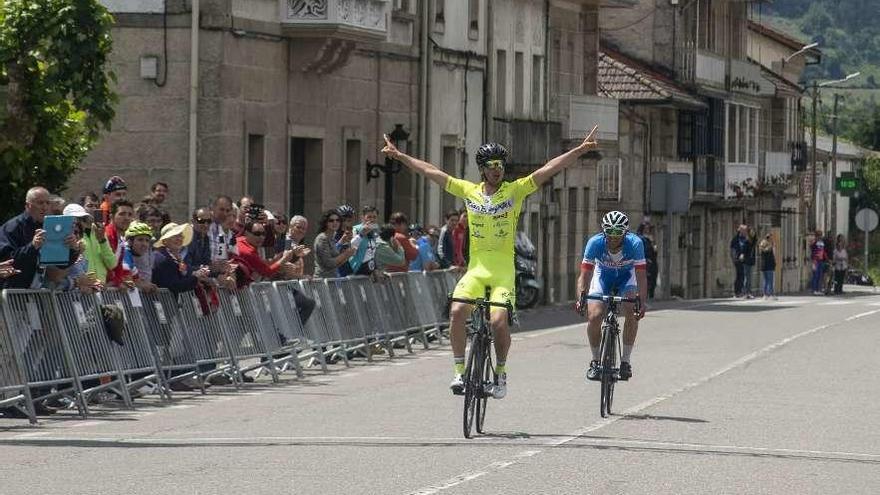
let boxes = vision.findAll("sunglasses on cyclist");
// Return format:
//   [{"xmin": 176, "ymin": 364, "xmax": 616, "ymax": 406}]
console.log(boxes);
[
  {"xmin": 604, "ymin": 228, "xmax": 626, "ymax": 237},
  {"xmin": 481, "ymin": 159, "xmax": 505, "ymax": 171}
]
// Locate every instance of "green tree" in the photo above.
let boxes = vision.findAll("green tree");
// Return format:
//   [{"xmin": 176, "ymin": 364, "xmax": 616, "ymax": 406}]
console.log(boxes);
[
  {"xmin": 863, "ymin": 155, "xmax": 880, "ymax": 209},
  {"xmin": 0, "ymin": 0, "xmax": 116, "ymax": 219},
  {"xmin": 853, "ymin": 105, "xmax": 880, "ymax": 151}
]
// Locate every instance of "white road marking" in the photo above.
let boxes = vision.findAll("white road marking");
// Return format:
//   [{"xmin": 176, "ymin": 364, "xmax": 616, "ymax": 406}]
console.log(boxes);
[
  {"xmin": 514, "ymin": 450, "xmax": 542, "ymax": 458},
  {"xmin": 70, "ymin": 421, "xmax": 101, "ymax": 428},
  {"xmin": 845, "ymin": 310, "xmax": 880, "ymax": 321},
  {"xmin": 406, "ymin": 308, "xmax": 873, "ymax": 494},
  {"xmin": 565, "ymin": 437, "xmax": 880, "ymax": 462},
  {"xmin": 11, "ymin": 431, "xmax": 51, "ymax": 439},
  {"xmin": 820, "ymin": 301, "xmax": 855, "ymax": 305}
]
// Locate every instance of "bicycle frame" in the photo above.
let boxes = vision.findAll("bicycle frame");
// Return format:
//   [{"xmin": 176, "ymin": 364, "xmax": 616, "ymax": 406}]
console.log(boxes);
[
  {"xmin": 580, "ymin": 292, "xmax": 639, "ymax": 417},
  {"xmin": 449, "ymin": 295, "xmax": 513, "ymax": 438}
]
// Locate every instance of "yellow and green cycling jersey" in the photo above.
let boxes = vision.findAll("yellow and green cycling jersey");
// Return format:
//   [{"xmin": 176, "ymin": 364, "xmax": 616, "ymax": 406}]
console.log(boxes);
[{"xmin": 445, "ymin": 174, "xmax": 538, "ymax": 307}]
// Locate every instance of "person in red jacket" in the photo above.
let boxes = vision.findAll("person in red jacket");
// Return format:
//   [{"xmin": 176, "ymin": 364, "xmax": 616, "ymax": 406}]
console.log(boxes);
[
  {"xmin": 232, "ymin": 221, "xmax": 294, "ymax": 286},
  {"xmin": 386, "ymin": 212, "xmax": 419, "ymax": 272},
  {"xmin": 104, "ymin": 199, "xmax": 136, "ymax": 287}
]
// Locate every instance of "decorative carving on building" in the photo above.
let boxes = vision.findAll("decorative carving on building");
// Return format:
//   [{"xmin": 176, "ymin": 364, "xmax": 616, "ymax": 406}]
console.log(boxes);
[
  {"xmin": 338, "ymin": 0, "xmax": 386, "ymax": 30},
  {"xmin": 533, "ymin": 20, "xmax": 544, "ymax": 48},
  {"xmin": 288, "ymin": 0, "xmax": 328, "ymax": 19},
  {"xmin": 515, "ymin": 18, "xmax": 525, "ymax": 44}
]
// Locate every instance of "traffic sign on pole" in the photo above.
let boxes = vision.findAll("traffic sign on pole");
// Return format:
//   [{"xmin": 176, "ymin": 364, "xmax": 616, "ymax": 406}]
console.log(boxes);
[{"xmin": 854, "ymin": 208, "xmax": 878, "ymax": 278}]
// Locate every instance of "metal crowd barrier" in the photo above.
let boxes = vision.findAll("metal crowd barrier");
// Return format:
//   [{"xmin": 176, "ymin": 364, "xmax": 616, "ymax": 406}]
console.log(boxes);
[
  {"xmin": 249, "ymin": 282, "xmax": 305, "ymax": 378},
  {"xmin": 0, "ymin": 270, "xmax": 464, "ymax": 422},
  {"xmin": 98, "ymin": 289, "xmax": 170, "ymax": 401},
  {"xmin": 140, "ymin": 290, "xmax": 202, "ymax": 391},
  {"xmin": 0, "ymin": 302, "xmax": 36, "ymax": 423},
  {"xmin": 176, "ymin": 290, "xmax": 241, "ymax": 388}
]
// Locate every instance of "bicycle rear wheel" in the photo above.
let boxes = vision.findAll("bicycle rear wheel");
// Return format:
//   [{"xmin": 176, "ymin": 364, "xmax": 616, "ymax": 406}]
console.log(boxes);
[
  {"xmin": 462, "ymin": 336, "xmax": 483, "ymax": 439},
  {"xmin": 599, "ymin": 325, "xmax": 617, "ymax": 418},
  {"xmin": 475, "ymin": 343, "xmax": 493, "ymax": 434}
]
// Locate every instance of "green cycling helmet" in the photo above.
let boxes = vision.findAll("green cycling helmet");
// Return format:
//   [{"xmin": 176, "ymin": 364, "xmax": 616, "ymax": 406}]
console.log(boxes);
[{"xmin": 125, "ymin": 221, "xmax": 154, "ymax": 239}]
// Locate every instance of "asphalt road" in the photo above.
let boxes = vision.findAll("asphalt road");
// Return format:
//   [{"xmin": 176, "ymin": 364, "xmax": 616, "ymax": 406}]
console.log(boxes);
[{"xmin": 2, "ymin": 288, "xmax": 880, "ymax": 494}]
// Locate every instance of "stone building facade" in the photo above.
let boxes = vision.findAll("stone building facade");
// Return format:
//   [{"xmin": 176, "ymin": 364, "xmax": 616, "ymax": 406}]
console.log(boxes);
[{"xmin": 73, "ymin": 0, "xmax": 423, "ymax": 226}]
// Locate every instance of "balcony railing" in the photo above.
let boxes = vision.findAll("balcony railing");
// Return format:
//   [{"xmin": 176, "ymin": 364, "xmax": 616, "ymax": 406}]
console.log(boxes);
[
  {"xmin": 763, "ymin": 151, "xmax": 792, "ymax": 180},
  {"xmin": 726, "ymin": 162, "xmax": 760, "ymax": 198},
  {"xmin": 695, "ymin": 49, "xmax": 726, "ymax": 89},
  {"xmin": 693, "ymin": 155, "xmax": 724, "ymax": 196},
  {"xmin": 676, "ymin": 44, "xmax": 727, "ymax": 90},
  {"xmin": 281, "ymin": 0, "xmax": 390, "ymax": 41}
]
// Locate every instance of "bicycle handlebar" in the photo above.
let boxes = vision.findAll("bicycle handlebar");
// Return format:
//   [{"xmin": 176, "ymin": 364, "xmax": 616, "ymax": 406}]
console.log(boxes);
[
  {"xmin": 448, "ymin": 296, "xmax": 515, "ymax": 326},
  {"xmin": 449, "ymin": 297, "xmax": 513, "ymax": 310},
  {"xmin": 577, "ymin": 291, "xmax": 641, "ymax": 317}
]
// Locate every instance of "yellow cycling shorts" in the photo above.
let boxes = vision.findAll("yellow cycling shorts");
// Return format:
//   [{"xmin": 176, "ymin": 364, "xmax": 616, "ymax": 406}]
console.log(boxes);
[{"xmin": 452, "ymin": 261, "xmax": 515, "ymax": 312}]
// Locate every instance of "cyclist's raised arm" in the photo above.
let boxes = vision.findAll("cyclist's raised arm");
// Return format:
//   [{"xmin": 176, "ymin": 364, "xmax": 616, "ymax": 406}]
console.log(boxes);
[
  {"xmin": 381, "ymin": 134, "xmax": 450, "ymax": 187},
  {"xmin": 531, "ymin": 124, "xmax": 599, "ymax": 186}
]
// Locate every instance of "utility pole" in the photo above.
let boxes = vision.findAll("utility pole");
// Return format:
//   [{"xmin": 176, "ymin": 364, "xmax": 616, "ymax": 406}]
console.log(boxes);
[
  {"xmin": 830, "ymin": 93, "xmax": 841, "ymax": 238},
  {"xmin": 810, "ymin": 81, "xmax": 818, "ymax": 233}
]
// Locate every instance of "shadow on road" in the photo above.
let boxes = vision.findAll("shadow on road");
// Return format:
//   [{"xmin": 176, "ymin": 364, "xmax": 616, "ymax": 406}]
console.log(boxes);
[
  {"xmin": 676, "ymin": 304, "xmax": 786, "ymax": 313},
  {"xmin": 618, "ymin": 413, "xmax": 708, "ymax": 424},
  {"xmin": 4, "ymin": 435, "xmax": 878, "ymax": 465}
]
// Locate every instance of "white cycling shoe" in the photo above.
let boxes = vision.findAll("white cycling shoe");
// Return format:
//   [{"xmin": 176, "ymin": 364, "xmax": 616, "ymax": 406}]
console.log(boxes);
[
  {"xmin": 491, "ymin": 372, "xmax": 507, "ymax": 399},
  {"xmin": 450, "ymin": 374, "xmax": 464, "ymax": 395}
]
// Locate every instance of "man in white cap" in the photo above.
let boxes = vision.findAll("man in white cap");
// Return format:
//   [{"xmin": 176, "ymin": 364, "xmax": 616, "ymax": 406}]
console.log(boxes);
[{"xmin": 63, "ymin": 203, "xmax": 117, "ymax": 283}]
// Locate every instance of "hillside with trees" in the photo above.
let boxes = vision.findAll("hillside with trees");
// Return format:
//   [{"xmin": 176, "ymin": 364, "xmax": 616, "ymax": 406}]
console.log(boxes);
[{"xmin": 758, "ymin": 0, "xmax": 880, "ymax": 151}]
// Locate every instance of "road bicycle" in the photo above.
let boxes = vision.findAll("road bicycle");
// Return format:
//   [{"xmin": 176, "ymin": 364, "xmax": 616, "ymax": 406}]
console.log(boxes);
[
  {"xmin": 449, "ymin": 292, "xmax": 513, "ymax": 438},
  {"xmin": 579, "ymin": 291, "xmax": 640, "ymax": 418}
]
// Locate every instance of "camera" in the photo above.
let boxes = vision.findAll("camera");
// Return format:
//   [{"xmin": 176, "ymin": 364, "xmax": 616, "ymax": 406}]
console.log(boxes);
[{"xmin": 245, "ymin": 203, "xmax": 264, "ymax": 220}]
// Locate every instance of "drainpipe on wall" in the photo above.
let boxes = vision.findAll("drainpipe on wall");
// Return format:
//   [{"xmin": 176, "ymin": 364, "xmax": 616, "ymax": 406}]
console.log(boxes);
[
  {"xmin": 483, "ymin": 0, "xmax": 493, "ymax": 142},
  {"xmin": 187, "ymin": 0, "xmax": 200, "ymax": 213},
  {"xmin": 417, "ymin": 0, "xmax": 430, "ymax": 221},
  {"xmin": 543, "ymin": 0, "xmax": 549, "ymax": 122}
]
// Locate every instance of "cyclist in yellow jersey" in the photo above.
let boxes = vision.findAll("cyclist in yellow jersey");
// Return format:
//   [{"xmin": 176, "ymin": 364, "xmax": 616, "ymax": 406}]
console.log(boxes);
[{"xmin": 381, "ymin": 125, "xmax": 599, "ymax": 399}]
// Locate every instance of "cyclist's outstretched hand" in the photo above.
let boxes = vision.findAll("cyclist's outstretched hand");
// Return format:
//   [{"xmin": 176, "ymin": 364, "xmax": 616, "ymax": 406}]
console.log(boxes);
[
  {"xmin": 577, "ymin": 124, "xmax": 599, "ymax": 153},
  {"xmin": 381, "ymin": 134, "xmax": 401, "ymax": 160}
]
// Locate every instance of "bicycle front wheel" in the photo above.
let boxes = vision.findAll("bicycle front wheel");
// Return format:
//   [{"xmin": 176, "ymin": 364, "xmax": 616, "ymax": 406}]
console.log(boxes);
[
  {"xmin": 462, "ymin": 336, "xmax": 483, "ymax": 439},
  {"xmin": 476, "ymin": 343, "xmax": 493, "ymax": 434},
  {"xmin": 599, "ymin": 325, "xmax": 617, "ymax": 418}
]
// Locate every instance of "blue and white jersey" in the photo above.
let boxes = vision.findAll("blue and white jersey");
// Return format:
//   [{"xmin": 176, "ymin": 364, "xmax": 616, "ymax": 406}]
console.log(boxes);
[
  {"xmin": 580, "ymin": 232, "xmax": 646, "ymax": 274},
  {"xmin": 581, "ymin": 232, "xmax": 646, "ymax": 297}
]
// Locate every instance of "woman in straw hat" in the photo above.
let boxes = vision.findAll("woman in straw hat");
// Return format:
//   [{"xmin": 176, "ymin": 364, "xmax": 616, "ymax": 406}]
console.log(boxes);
[{"xmin": 152, "ymin": 222, "xmax": 210, "ymax": 295}]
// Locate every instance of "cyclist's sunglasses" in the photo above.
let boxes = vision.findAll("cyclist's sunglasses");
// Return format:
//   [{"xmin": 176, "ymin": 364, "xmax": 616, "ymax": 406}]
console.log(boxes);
[
  {"xmin": 604, "ymin": 228, "xmax": 626, "ymax": 237},
  {"xmin": 481, "ymin": 159, "xmax": 505, "ymax": 171}
]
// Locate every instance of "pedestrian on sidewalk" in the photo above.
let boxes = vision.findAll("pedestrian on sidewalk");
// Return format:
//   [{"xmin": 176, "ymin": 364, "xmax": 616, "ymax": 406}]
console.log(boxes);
[
  {"xmin": 832, "ymin": 234, "xmax": 848, "ymax": 295},
  {"xmin": 729, "ymin": 224, "xmax": 749, "ymax": 297},
  {"xmin": 809, "ymin": 230, "xmax": 827, "ymax": 295},
  {"xmin": 759, "ymin": 234, "xmax": 776, "ymax": 300},
  {"xmin": 742, "ymin": 227, "xmax": 757, "ymax": 299}
]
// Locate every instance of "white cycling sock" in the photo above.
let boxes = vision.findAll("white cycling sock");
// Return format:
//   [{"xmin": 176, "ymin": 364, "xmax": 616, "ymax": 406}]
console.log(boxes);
[
  {"xmin": 622, "ymin": 345, "xmax": 633, "ymax": 362},
  {"xmin": 590, "ymin": 346, "xmax": 600, "ymax": 361}
]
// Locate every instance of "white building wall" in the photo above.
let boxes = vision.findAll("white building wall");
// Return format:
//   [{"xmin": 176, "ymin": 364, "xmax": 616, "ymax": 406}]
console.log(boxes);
[
  {"xmin": 100, "ymin": 0, "xmax": 163, "ymax": 13},
  {"xmin": 492, "ymin": 0, "xmax": 546, "ymax": 118},
  {"xmin": 424, "ymin": 0, "xmax": 487, "ymax": 225}
]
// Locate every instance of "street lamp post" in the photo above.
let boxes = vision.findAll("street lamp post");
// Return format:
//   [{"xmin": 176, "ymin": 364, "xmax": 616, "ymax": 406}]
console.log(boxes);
[
  {"xmin": 809, "ymin": 71, "xmax": 861, "ymax": 235},
  {"xmin": 366, "ymin": 124, "xmax": 410, "ymax": 221}
]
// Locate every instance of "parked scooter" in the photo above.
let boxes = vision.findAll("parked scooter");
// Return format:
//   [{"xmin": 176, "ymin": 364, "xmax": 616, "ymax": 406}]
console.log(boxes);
[{"xmin": 515, "ymin": 231, "xmax": 541, "ymax": 309}]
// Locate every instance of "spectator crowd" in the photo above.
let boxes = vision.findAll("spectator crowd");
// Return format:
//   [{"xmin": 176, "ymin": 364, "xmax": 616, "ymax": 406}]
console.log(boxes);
[{"xmin": 0, "ymin": 176, "xmax": 471, "ymax": 417}]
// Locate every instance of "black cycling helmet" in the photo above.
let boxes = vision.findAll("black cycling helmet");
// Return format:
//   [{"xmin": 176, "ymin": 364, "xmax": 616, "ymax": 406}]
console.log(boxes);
[
  {"xmin": 475, "ymin": 142, "xmax": 509, "ymax": 167},
  {"xmin": 335, "ymin": 204, "xmax": 355, "ymax": 218}
]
